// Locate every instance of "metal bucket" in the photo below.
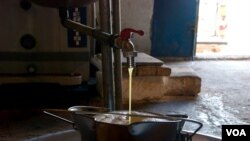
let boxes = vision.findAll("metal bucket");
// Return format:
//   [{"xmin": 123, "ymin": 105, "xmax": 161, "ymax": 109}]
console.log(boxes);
[
  {"xmin": 68, "ymin": 106, "xmax": 203, "ymax": 141},
  {"xmin": 27, "ymin": 130, "xmax": 222, "ymax": 141}
]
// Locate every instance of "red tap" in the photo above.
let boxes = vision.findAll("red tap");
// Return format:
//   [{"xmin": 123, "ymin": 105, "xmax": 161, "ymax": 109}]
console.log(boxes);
[
  {"xmin": 119, "ymin": 28, "xmax": 144, "ymax": 40},
  {"xmin": 117, "ymin": 28, "xmax": 144, "ymax": 68}
]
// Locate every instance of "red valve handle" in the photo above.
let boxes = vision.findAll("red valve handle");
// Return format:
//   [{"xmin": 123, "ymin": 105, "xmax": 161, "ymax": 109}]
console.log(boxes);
[{"xmin": 120, "ymin": 28, "xmax": 144, "ymax": 40}]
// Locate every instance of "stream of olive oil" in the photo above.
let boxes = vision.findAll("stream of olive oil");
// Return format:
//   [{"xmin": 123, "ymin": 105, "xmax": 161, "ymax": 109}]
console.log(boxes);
[{"xmin": 128, "ymin": 67, "xmax": 134, "ymax": 123}]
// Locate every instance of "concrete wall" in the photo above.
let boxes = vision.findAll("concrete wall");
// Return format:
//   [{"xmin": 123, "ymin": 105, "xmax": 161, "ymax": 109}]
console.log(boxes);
[{"xmin": 121, "ymin": 0, "xmax": 154, "ymax": 54}]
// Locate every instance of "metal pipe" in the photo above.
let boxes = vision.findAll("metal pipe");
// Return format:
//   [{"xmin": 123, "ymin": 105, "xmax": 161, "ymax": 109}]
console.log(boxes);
[
  {"xmin": 90, "ymin": 3, "xmax": 97, "ymax": 57},
  {"xmin": 112, "ymin": 0, "xmax": 121, "ymax": 33},
  {"xmin": 99, "ymin": 0, "xmax": 115, "ymax": 110},
  {"xmin": 64, "ymin": 20, "xmax": 111, "ymax": 43},
  {"xmin": 113, "ymin": 49, "xmax": 122, "ymax": 110},
  {"xmin": 112, "ymin": 0, "xmax": 123, "ymax": 110}
]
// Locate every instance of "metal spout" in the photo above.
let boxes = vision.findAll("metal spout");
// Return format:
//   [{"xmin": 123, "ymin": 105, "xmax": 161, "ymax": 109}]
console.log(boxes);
[
  {"xmin": 122, "ymin": 41, "xmax": 137, "ymax": 68},
  {"xmin": 124, "ymin": 52, "xmax": 137, "ymax": 68},
  {"xmin": 127, "ymin": 56, "xmax": 135, "ymax": 68}
]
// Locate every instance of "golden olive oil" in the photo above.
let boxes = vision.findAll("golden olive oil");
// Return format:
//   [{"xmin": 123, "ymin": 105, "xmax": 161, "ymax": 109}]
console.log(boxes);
[{"xmin": 128, "ymin": 67, "xmax": 134, "ymax": 123}]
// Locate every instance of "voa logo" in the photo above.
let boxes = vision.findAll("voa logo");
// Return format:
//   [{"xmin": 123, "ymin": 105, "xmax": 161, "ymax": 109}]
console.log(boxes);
[{"xmin": 226, "ymin": 129, "xmax": 246, "ymax": 136}]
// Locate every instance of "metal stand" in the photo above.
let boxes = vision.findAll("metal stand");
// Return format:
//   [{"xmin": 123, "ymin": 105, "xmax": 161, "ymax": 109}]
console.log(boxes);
[
  {"xmin": 63, "ymin": 0, "xmax": 123, "ymax": 111},
  {"xmin": 31, "ymin": 0, "xmax": 139, "ymax": 111}
]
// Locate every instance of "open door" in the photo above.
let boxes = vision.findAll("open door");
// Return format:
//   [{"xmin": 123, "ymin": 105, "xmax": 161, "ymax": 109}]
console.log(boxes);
[{"xmin": 151, "ymin": 0, "xmax": 199, "ymax": 58}]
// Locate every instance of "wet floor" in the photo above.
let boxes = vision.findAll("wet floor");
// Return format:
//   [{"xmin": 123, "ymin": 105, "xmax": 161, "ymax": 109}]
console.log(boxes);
[
  {"xmin": 0, "ymin": 60, "xmax": 250, "ymax": 140},
  {"xmin": 134, "ymin": 60, "xmax": 250, "ymax": 137}
]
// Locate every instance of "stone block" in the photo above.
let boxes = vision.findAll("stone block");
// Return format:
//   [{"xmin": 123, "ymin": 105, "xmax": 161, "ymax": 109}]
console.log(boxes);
[{"xmin": 96, "ymin": 66, "xmax": 201, "ymax": 104}]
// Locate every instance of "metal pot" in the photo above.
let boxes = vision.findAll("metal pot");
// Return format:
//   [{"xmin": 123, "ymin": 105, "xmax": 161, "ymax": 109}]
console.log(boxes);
[{"xmin": 67, "ymin": 106, "xmax": 203, "ymax": 141}]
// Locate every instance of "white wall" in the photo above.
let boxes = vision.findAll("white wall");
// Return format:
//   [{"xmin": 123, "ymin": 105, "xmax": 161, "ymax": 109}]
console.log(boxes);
[{"xmin": 121, "ymin": 0, "xmax": 154, "ymax": 54}]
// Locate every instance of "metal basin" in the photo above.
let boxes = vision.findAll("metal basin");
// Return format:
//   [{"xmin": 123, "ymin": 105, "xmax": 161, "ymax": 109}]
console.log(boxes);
[
  {"xmin": 68, "ymin": 106, "xmax": 202, "ymax": 141},
  {"xmin": 41, "ymin": 106, "xmax": 203, "ymax": 141},
  {"xmin": 27, "ymin": 129, "xmax": 221, "ymax": 141}
]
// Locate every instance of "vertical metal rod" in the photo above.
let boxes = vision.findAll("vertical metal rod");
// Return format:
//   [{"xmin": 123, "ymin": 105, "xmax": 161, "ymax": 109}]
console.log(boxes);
[
  {"xmin": 112, "ymin": 0, "xmax": 121, "ymax": 32},
  {"xmin": 99, "ymin": 0, "xmax": 115, "ymax": 110},
  {"xmin": 90, "ymin": 3, "xmax": 97, "ymax": 57},
  {"xmin": 112, "ymin": 0, "xmax": 123, "ymax": 110}
]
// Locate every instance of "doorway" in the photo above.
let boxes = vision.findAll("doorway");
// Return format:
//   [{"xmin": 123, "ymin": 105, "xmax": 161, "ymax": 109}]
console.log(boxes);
[
  {"xmin": 196, "ymin": 0, "xmax": 250, "ymax": 57},
  {"xmin": 151, "ymin": 0, "xmax": 198, "ymax": 58}
]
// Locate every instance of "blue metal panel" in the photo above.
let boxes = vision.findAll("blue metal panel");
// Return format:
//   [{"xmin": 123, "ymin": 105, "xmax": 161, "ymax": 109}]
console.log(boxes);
[{"xmin": 151, "ymin": 0, "xmax": 198, "ymax": 57}]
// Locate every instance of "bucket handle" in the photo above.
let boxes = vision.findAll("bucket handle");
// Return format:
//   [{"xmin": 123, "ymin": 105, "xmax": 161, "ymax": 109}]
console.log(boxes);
[
  {"xmin": 43, "ymin": 111, "xmax": 75, "ymax": 127},
  {"xmin": 181, "ymin": 118, "xmax": 203, "ymax": 140}
]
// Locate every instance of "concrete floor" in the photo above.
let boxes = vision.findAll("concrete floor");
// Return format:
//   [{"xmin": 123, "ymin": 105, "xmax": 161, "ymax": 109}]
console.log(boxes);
[
  {"xmin": 136, "ymin": 60, "xmax": 250, "ymax": 137},
  {"xmin": 0, "ymin": 60, "xmax": 250, "ymax": 140}
]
